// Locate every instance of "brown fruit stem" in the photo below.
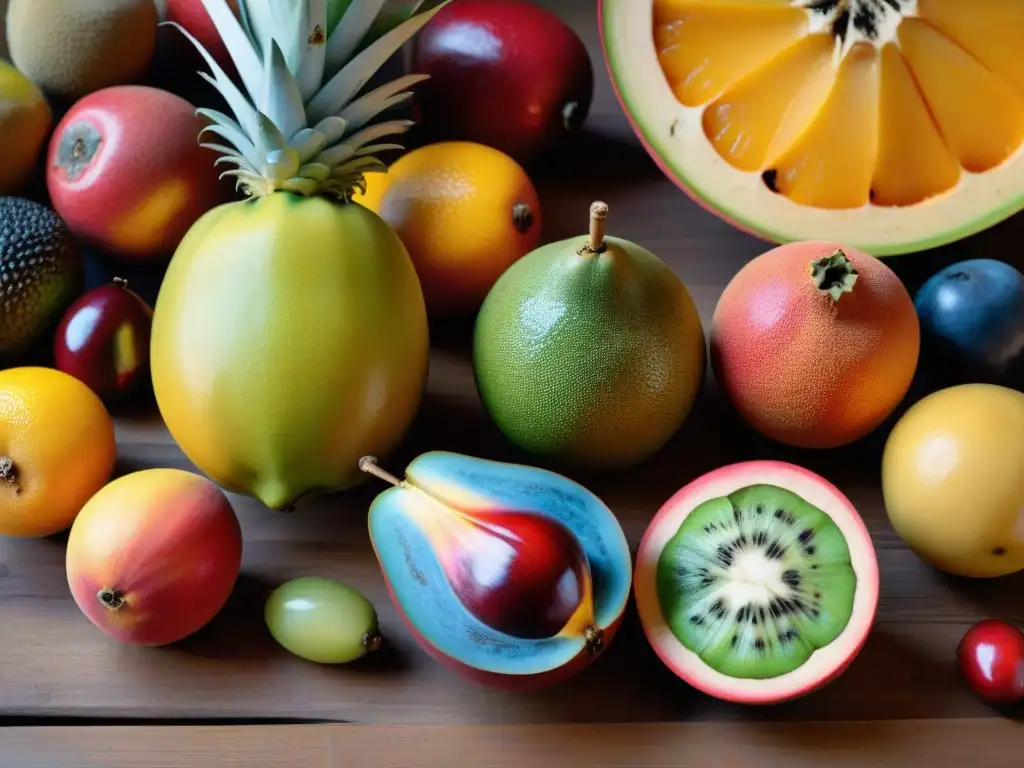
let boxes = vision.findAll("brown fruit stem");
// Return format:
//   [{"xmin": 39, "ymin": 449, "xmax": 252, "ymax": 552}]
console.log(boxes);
[
  {"xmin": 511, "ymin": 202, "xmax": 534, "ymax": 234},
  {"xmin": 810, "ymin": 249, "xmax": 859, "ymax": 302},
  {"xmin": 583, "ymin": 624, "xmax": 605, "ymax": 656},
  {"xmin": 0, "ymin": 457, "xmax": 20, "ymax": 494},
  {"xmin": 363, "ymin": 629, "xmax": 384, "ymax": 653},
  {"xmin": 97, "ymin": 588, "xmax": 126, "ymax": 611},
  {"xmin": 581, "ymin": 201, "xmax": 609, "ymax": 255},
  {"xmin": 359, "ymin": 456, "xmax": 406, "ymax": 488},
  {"xmin": 113, "ymin": 276, "xmax": 129, "ymax": 290}
]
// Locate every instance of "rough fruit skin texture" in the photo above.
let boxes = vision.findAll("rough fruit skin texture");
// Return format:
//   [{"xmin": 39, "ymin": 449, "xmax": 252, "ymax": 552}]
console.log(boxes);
[
  {"xmin": 6, "ymin": 0, "xmax": 158, "ymax": 100},
  {"xmin": 47, "ymin": 85, "xmax": 228, "ymax": 262},
  {"xmin": 367, "ymin": 451, "xmax": 633, "ymax": 691},
  {"xmin": 53, "ymin": 280, "xmax": 153, "ymax": 403},
  {"xmin": 711, "ymin": 241, "xmax": 919, "ymax": 449},
  {"xmin": 914, "ymin": 259, "xmax": 1024, "ymax": 387},
  {"xmin": 0, "ymin": 197, "xmax": 84, "ymax": 357},
  {"xmin": 957, "ymin": 619, "xmax": 1024, "ymax": 705},
  {"xmin": 881, "ymin": 384, "xmax": 1024, "ymax": 579},
  {"xmin": 0, "ymin": 60, "xmax": 53, "ymax": 196},
  {"xmin": 633, "ymin": 460, "xmax": 879, "ymax": 705},
  {"xmin": 411, "ymin": 0, "xmax": 594, "ymax": 163},
  {"xmin": 0, "ymin": 366, "xmax": 117, "ymax": 538},
  {"xmin": 356, "ymin": 141, "xmax": 542, "ymax": 315},
  {"xmin": 66, "ymin": 468, "xmax": 243, "ymax": 646},
  {"xmin": 150, "ymin": 194, "xmax": 429, "ymax": 511},
  {"xmin": 474, "ymin": 233, "xmax": 706, "ymax": 471}
]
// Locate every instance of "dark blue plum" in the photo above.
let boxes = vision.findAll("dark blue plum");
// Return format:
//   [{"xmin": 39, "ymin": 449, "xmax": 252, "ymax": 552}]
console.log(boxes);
[{"xmin": 914, "ymin": 259, "xmax": 1024, "ymax": 386}]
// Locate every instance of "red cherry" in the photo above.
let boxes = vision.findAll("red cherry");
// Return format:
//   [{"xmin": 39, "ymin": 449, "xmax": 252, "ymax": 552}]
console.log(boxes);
[
  {"xmin": 957, "ymin": 619, "xmax": 1024, "ymax": 704},
  {"xmin": 53, "ymin": 279, "xmax": 153, "ymax": 403}
]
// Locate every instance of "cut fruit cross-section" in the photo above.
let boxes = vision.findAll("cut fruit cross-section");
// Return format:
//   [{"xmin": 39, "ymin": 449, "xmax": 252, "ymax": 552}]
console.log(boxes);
[{"xmin": 600, "ymin": 0, "xmax": 1024, "ymax": 256}]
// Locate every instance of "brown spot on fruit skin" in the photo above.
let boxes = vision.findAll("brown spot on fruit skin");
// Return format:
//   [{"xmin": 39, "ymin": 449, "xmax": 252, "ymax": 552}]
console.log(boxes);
[{"xmin": 993, "ymin": 547, "xmax": 1008, "ymax": 556}]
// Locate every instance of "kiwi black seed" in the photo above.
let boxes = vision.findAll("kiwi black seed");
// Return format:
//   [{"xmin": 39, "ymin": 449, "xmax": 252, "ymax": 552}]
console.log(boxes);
[{"xmin": 656, "ymin": 484, "xmax": 857, "ymax": 680}]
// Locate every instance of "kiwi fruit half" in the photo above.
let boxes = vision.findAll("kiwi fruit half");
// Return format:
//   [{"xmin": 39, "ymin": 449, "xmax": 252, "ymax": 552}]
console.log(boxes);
[{"xmin": 634, "ymin": 461, "xmax": 879, "ymax": 704}]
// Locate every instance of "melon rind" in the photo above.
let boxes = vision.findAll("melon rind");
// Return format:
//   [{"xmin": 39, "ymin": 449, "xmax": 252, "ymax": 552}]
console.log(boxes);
[
  {"xmin": 634, "ymin": 460, "xmax": 879, "ymax": 704},
  {"xmin": 598, "ymin": 0, "xmax": 1024, "ymax": 257}
]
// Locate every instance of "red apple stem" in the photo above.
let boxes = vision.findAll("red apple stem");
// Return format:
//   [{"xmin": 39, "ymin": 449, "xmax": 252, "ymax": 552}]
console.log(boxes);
[
  {"xmin": 113, "ymin": 277, "xmax": 129, "ymax": 290},
  {"xmin": 359, "ymin": 456, "xmax": 406, "ymax": 488},
  {"xmin": 583, "ymin": 201, "xmax": 609, "ymax": 254},
  {"xmin": 97, "ymin": 588, "xmax": 126, "ymax": 611},
  {"xmin": 0, "ymin": 456, "xmax": 20, "ymax": 494}
]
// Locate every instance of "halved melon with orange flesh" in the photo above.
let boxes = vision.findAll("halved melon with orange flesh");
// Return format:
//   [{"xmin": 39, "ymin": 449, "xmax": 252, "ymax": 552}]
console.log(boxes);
[{"xmin": 600, "ymin": 0, "xmax": 1024, "ymax": 256}]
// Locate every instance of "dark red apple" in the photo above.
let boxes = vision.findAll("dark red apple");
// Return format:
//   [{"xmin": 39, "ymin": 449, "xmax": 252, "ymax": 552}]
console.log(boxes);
[
  {"xmin": 957, "ymin": 619, "xmax": 1024, "ymax": 704},
  {"xmin": 53, "ymin": 279, "xmax": 153, "ymax": 403},
  {"xmin": 410, "ymin": 0, "xmax": 593, "ymax": 163}
]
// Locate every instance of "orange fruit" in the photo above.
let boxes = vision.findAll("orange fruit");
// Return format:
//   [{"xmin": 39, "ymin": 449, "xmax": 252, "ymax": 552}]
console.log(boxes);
[
  {"xmin": 356, "ymin": 141, "xmax": 542, "ymax": 315},
  {"xmin": 0, "ymin": 366, "xmax": 117, "ymax": 538}
]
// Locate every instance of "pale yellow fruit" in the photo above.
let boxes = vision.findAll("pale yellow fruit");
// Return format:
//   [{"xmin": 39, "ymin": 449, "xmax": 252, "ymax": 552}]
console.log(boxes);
[{"xmin": 881, "ymin": 383, "xmax": 1024, "ymax": 578}]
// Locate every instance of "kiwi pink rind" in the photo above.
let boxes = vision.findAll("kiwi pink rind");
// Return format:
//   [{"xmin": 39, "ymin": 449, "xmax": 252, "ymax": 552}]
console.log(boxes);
[{"xmin": 634, "ymin": 460, "xmax": 879, "ymax": 704}]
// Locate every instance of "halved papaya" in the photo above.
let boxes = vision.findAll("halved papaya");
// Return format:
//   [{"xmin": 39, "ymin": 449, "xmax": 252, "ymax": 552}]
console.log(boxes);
[{"xmin": 600, "ymin": 0, "xmax": 1024, "ymax": 255}]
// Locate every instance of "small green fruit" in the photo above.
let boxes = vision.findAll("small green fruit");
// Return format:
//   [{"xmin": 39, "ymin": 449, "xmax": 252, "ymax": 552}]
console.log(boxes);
[
  {"xmin": 473, "ymin": 201, "xmax": 707, "ymax": 471},
  {"xmin": 264, "ymin": 577, "xmax": 382, "ymax": 664}
]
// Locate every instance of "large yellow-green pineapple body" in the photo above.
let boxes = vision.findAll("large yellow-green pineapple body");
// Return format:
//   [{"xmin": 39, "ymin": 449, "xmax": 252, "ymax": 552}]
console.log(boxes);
[
  {"xmin": 151, "ymin": 194, "xmax": 428, "ymax": 509},
  {"xmin": 150, "ymin": 0, "xmax": 447, "ymax": 509}
]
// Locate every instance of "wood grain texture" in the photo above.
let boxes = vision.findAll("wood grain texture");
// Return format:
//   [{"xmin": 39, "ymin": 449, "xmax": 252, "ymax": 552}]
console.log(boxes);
[
  {"xmin": 2, "ymin": 721, "xmax": 1024, "ymax": 767},
  {"xmin": 2, "ymin": 0, "xmax": 1024, "ymax": 735}
]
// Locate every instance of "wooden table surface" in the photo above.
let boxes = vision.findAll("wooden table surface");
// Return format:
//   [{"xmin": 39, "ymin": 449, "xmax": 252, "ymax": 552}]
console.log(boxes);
[{"xmin": 2, "ymin": 0, "xmax": 1024, "ymax": 764}]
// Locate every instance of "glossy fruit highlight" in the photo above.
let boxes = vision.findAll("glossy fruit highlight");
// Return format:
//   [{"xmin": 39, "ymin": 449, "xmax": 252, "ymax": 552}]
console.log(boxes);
[
  {"xmin": 356, "ymin": 141, "xmax": 542, "ymax": 315},
  {"xmin": 957, "ymin": 619, "xmax": 1024, "ymax": 705},
  {"xmin": 47, "ymin": 85, "xmax": 228, "ymax": 262},
  {"xmin": 0, "ymin": 367, "xmax": 117, "ymax": 538},
  {"xmin": 361, "ymin": 451, "xmax": 632, "ymax": 690},
  {"xmin": 66, "ymin": 468, "xmax": 243, "ymax": 646},
  {"xmin": 914, "ymin": 259, "xmax": 1024, "ymax": 387},
  {"xmin": 474, "ymin": 201, "xmax": 706, "ymax": 471},
  {"xmin": 711, "ymin": 241, "xmax": 919, "ymax": 449},
  {"xmin": 411, "ymin": 0, "xmax": 594, "ymax": 162},
  {"xmin": 600, "ymin": 0, "xmax": 1024, "ymax": 255},
  {"xmin": 265, "ymin": 577, "xmax": 382, "ymax": 664},
  {"xmin": 882, "ymin": 384, "xmax": 1024, "ymax": 578},
  {"xmin": 635, "ymin": 461, "xmax": 879, "ymax": 704},
  {"xmin": 54, "ymin": 279, "xmax": 153, "ymax": 403}
]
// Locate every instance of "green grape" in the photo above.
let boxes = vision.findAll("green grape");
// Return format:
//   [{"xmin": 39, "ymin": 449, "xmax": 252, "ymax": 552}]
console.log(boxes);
[{"xmin": 264, "ymin": 577, "xmax": 382, "ymax": 664}]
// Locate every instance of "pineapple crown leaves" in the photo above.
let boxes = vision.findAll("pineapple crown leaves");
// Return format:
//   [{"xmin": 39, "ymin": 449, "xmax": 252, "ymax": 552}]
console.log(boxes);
[{"xmin": 167, "ymin": 0, "xmax": 448, "ymax": 201}]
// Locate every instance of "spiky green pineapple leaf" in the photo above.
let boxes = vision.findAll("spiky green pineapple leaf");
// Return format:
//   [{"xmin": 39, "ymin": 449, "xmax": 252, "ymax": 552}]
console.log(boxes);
[
  {"xmin": 241, "ymin": 0, "xmax": 275, "ymax": 58},
  {"xmin": 198, "ymin": 0, "xmax": 263, "ymax": 104},
  {"xmin": 311, "ymin": 116, "xmax": 348, "ymax": 145},
  {"xmin": 337, "ymin": 73, "xmax": 428, "ymax": 131},
  {"xmin": 312, "ymin": 119, "xmax": 412, "ymax": 165},
  {"xmin": 169, "ymin": 21, "xmax": 259, "ymax": 136},
  {"xmin": 255, "ymin": 112, "xmax": 290, "ymax": 160},
  {"xmin": 288, "ymin": 128, "xmax": 329, "ymax": 164},
  {"xmin": 260, "ymin": 39, "xmax": 307, "ymax": 141},
  {"xmin": 306, "ymin": 0, "xmax": 449, "ymax": 124},
  {"xmin": 324, "ymin": 0, "xmax": 389, "ymax": 78},
  {"xmin": 363, "ymin": 0, "xmax": 443, "ymax": 50},
  {"xmin": 295, "ymin": 0, "xmax": 329, "ymax": 101}
]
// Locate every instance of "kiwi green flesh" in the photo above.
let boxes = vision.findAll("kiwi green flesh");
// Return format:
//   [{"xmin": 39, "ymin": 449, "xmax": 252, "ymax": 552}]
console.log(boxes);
[{"xmin": 656, "ymin": 484, "xmax": 856, "ymax": 680}]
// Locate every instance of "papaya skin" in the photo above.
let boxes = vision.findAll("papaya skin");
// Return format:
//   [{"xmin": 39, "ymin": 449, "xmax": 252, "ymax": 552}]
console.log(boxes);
[{"xmin": 149, "ymin": 193, "xmax": 430, "ymax": 510}]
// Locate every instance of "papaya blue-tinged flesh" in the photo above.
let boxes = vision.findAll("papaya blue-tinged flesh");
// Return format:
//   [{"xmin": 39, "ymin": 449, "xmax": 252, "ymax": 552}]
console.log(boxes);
[{"xmin": 368, "ymin": 451, "xmax": 632, "ymax": 676}]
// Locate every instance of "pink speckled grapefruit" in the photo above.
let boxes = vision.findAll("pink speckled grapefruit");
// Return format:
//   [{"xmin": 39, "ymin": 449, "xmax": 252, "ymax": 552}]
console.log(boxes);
[
  {"xmin": 710, "ymin": 241, "xmax": 919, "ymax": 449},
  {"xmin": 634, "ymin": 460, "xmax": 879, "ymax": 705}
]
